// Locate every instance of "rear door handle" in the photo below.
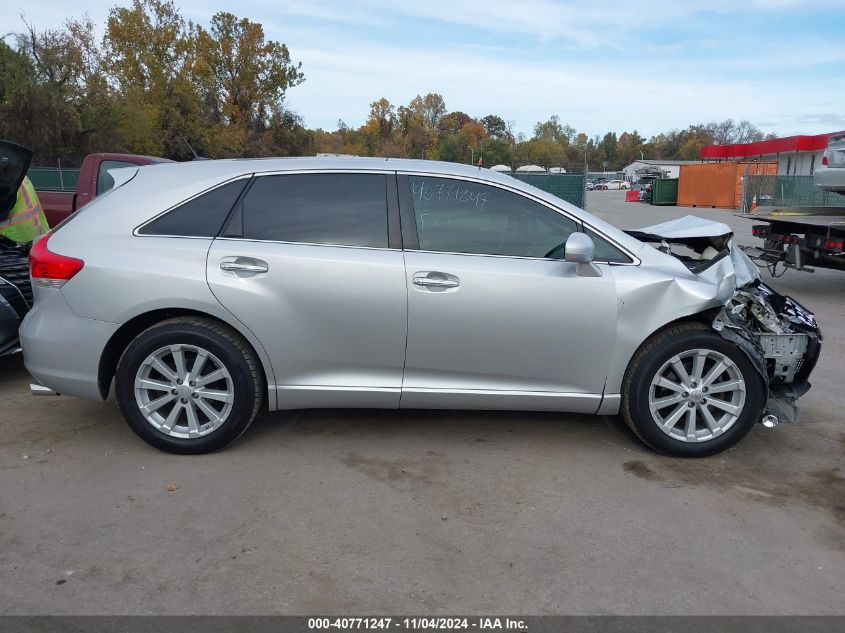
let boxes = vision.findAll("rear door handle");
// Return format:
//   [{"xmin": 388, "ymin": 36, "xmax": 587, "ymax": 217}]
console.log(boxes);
[
  {"xmin": 220, "ymin": 257, "xmax": 269, "ymax": 276},
  {"xmin": 412, "ymin": 271, "xmax": 460, "ymax": 289}
]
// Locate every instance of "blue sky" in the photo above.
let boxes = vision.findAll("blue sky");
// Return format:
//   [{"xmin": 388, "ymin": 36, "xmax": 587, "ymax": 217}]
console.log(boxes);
[{"xmin": 3, "ymin": 0, "xmax": 844, "ymax": 138}]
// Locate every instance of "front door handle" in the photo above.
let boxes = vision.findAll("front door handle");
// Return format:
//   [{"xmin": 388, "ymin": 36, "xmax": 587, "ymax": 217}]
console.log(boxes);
[
  {"xmin": 412, "ymin": 271, "xmax": 460, "ymax": 289},
  {"xmin": 220, "ymin": 257, "xmax": 269, "ymax": 276}
]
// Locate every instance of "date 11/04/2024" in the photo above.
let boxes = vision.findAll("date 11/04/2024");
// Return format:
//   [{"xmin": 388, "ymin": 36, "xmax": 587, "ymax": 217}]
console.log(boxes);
[{"xmin": 307, "ymin": 617, "xmax": 528, "ymax": 630}]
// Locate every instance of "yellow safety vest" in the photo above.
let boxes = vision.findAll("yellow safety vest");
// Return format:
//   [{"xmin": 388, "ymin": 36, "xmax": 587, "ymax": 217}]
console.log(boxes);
[{"xmin": 0, "ymin": 176, "xmax": 50, "ymax": 243}]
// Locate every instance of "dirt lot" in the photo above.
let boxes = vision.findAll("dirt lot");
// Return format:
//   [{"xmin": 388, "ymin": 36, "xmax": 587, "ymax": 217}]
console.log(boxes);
[{"xmin": 1, "ymin": 191, "xmax": 843, "ymax": 615}]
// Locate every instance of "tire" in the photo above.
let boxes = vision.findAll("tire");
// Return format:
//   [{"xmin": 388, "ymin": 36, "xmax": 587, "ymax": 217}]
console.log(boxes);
[
  {"xmin": 621, "ymin": 322, "xmax": 765, "ymax": 457},
  {"xmin": 115, "ymin": 317, "xmax": 263, "ymax": 454}
]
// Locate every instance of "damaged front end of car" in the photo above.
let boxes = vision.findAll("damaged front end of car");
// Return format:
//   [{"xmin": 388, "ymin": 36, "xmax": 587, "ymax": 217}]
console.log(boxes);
[{"xmin": 627, "ymin": 216, "xmax": 822, "ymax": 427}]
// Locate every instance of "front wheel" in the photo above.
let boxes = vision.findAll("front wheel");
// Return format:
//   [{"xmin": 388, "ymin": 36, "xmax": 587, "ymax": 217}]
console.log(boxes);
[
  {"xmin": 115, "ymin": 317, "xmax": 263, "ymax": 454},
  {"xmin": 621, "ymin": 323, "xmax": 765, "ymax": 457}
]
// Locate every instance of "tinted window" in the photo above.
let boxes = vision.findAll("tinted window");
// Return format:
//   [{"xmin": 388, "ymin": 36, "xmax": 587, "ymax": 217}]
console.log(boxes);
[
  {"xmin": 585, "ymin": 228, "xmax": 632, "ymax": 263},
  {"xmin": 97, "ymin": 160, "xmax": 138, "ymax": 195},
  {"xmin": 139, "ymin": 179, "xmax": 247, "ymax": 237},
  {"xmin": 408, "ymin": 176, "xmax": 577, "ymax": 258},
  {"xmin": 238, "ymin": 174, "xmax": 388, "ymax": 248}
]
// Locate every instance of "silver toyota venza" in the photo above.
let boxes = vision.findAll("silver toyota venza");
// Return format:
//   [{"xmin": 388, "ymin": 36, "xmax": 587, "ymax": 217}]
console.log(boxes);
[{"xmin": 21, "ymin": 158, "xmax": 820, "ymax": 456}]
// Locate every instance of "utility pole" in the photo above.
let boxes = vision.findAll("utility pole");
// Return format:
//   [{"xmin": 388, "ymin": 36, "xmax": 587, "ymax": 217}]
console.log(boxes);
[{"xmin": 468, "ymin": 146, "xmax": 475, "ymax": 165}]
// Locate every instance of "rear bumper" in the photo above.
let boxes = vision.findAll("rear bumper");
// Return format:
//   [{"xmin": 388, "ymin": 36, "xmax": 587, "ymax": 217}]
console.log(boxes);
[{"xmin": 20, "ymin": 288, "xmax": 118, "ymax": 400}]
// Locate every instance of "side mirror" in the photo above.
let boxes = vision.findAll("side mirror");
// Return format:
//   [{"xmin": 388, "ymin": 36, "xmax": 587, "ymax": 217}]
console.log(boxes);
[{"xmin": 564, "ymin": 232, "xmax": 602, "ymax": 277}]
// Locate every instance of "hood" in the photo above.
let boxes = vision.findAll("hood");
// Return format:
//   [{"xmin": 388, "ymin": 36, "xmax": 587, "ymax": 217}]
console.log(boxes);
[
  {"xmin": 0, "ymin": 141, "xmax": 33, "ymax": 221},
  {"xmin": 625, "ymin": 214, "xmax": 760, "ymax": 287},
  {"xmin": 630, "ymin": 215, "xmax": 732, "ymax": 240}
]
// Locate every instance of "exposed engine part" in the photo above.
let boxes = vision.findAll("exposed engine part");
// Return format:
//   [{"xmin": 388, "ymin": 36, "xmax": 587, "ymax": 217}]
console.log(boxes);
[
  {"xmin": 757, "ymin": 334, "xmax": 808, "ymax": 382},
  {"xmin": 712, "ymin": 280, "xmax": 821, "ymax": 425}
]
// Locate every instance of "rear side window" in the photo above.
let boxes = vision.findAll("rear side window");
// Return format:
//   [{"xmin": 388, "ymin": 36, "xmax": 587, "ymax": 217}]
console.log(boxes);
[
  {"xmin": 139, "ymin": 179, "xmax": 248, "ymax": 237},
  {"xmin": 235, "ymin": 174, "xmax": 388, "ymax": 248}
]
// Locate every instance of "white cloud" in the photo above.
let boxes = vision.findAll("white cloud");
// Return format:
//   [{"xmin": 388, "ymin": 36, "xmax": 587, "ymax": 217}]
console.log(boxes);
[{"xmin": 2, "ymin": 0, "xmax": 843, "ymax": 138}]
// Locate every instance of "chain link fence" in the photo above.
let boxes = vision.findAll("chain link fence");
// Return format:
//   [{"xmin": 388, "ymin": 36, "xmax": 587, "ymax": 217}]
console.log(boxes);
[
  {"xmin": 487, "ymin": 162, "xmax": 588, "ymax": 209},
  {"xmin": 27, "ymin": 167, "xmax": 80, "ymax": 192},
  {"xmin": 510, "ymin": 173, "xmax": 587, "ymax": 209},
  {"xmin": 742, "ymin": 175, "xmax": 845, "ymax": 212}
]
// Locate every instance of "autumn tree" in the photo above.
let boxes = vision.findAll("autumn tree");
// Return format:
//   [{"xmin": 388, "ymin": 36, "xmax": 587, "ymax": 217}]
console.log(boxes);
[
  {"xmin": 480, "ymin": 114, "xmax": 509, "ymax": 140},
  {"xmin": 361, "ymin": 97, "xmax": 397, "ymax": 153},
  {"xmin": 190, "ymin": 12, "xmax": 303, "ymax": 129},
  {"xmin": 103, "ymin": 0, "xmax": 199, "ymax": 157}
]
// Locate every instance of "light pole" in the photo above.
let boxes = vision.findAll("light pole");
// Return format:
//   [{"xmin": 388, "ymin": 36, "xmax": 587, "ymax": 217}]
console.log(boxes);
[{"xmin": 468, "ymin": 146, "xmax": 475, "ymax": 165}]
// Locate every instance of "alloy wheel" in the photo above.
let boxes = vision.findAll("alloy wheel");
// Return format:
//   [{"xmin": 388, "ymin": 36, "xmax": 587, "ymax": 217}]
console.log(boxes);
[
  {"xmin": 134, "ymin": 344, "xmax": 234, "ymax": 439},
  {"xmin": 648, "ymin": 348, "xmax": 746, "ymax": 443}
]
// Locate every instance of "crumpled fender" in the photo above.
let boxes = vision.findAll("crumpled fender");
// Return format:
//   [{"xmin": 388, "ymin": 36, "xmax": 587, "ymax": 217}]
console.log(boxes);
[{"xmin": 606, "ymin": 219, "xmax": 818, "ymax": 427}]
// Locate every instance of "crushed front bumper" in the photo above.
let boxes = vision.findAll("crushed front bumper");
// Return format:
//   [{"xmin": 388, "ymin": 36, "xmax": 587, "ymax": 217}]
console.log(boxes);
[{"xmin": 713, "ymin": 281, "xmax": 821, "ymax": 424}]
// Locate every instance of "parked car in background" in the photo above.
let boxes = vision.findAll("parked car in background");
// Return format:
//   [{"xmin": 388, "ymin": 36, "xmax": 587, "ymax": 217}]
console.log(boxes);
[
  {"xmin": 814, "ymin": 133, "xmax": 845, "ymax": 192},
  {"xmin": 633, "ymin": 176, "xmax": 659, "ymax": 191},
  {"xmin": 36, "ymin": 153, "xmax": 171, "ymax": 226},
  {"xmin": 586, "ymin": 180, "xmax": 595, "ymax": 191},
  {"xmin": 637, "ymin": 183, "xmax": 653, "ymax": 202},
  {"xmin": 603, "ymin": 179, "xmax": 630, "ymax": 190},
  {"xmin": 21, "ymin": 158, "xmax": 820, "ymax": 457}
]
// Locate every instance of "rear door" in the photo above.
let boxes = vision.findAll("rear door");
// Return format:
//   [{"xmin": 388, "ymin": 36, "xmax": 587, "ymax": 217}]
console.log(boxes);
[{"xmin": 207, "ymin": 171, "xmax": 408, "ymax": 409}]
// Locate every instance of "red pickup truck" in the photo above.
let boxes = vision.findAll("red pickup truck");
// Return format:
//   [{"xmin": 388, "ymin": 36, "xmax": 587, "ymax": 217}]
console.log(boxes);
[{"xmin": 37, "ymin": 153, "xmax": 171, "ymax": 226}]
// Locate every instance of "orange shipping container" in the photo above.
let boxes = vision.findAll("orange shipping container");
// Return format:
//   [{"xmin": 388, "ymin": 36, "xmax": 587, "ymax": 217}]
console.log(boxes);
[{"xmin": 677, "ymin": 162, "xmax": 777, "ymax": 209}]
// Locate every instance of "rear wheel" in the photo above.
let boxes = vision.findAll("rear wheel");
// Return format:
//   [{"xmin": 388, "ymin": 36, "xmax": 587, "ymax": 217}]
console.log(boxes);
[
  {"xmin": 621, "ymin": 323, "xmax": 765, "ymax": 457},
  {"xmin": 115, "ymin": 317, "xmax": 263, "ymax": 454}
]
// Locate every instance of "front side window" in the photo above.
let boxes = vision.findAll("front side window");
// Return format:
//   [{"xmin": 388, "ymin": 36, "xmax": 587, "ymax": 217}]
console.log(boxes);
[
  {"xmin": 237, "ymin": 174, "xmax": 388, "ymax": 248},
  {"xmin": 97, "ymin": 160, "xmax": 137, "ymax": 195},
  {"xmin": 408, "ymin": 176, "xmax": 577, "ymax": 258}
]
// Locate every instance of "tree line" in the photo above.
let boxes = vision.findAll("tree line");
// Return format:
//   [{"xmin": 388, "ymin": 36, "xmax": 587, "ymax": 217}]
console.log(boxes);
[{"xmin": 0, "ymin": 0, "xmax": 774, "ymax": 169}]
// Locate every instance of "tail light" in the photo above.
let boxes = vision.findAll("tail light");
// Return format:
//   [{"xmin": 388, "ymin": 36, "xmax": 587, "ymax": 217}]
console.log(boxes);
[
  {"xmin": 29, "ymin": 233, "xmax": 84, "ymax": 288},
  {"xmin": 823, "ymin": 238, "xmax": 844, "ymax": 251},
  {"xmin": 821, "ymin": 148, "xmax": 829, "ymax": 166}
]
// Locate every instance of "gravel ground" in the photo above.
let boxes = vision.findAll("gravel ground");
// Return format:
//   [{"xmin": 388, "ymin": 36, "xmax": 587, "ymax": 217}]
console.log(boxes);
[{"xmin": 1, "ymin": 190, "xmax": 843, "ymax": 615}]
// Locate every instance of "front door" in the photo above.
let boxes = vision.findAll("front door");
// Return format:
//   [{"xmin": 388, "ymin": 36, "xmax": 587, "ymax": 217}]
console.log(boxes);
[
  {"xmin": 399, "ymin": 175, "xmax": 619, "ymax": 413},
  {"xmin": 207, "ymin": 171, "xmax": 407, "ymax": 409}
]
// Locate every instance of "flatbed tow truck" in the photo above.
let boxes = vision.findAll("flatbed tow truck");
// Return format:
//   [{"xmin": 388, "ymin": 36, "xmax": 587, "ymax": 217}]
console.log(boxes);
[{"xmin": 738, "ymin": 206, "xmax": 845, "ymax": 275}]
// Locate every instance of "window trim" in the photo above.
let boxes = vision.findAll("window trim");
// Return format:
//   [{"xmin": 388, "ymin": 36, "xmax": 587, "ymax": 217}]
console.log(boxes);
[
  {"xmin": 133, "ymin": 175, "xmax": 254, "ymax": 239},
  {"xmin": 397, "ymin": 171, "xmax": 639, "ymax": 265},
  {"xmin": 133, "ymin": 168, "xmax": 637, "ymax": 264},
  {"xmin": 150, "ymin": 168, "xmax": 401, "ymax": 250},
  {"xmin": 233, "ymin": 171, "xmax": 394, "ymax": 249}
]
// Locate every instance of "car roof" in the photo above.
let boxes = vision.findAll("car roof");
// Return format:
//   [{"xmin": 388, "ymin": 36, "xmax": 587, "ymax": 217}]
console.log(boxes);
[{"xmin": 135, "ymin": 156, "xmax": 518, "ymax": 183}]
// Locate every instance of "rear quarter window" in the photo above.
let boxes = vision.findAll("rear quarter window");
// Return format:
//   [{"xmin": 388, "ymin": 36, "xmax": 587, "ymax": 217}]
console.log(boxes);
[{"xmin": 138, "ymin": 179, "xmax": 248, "ymax": 237}]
